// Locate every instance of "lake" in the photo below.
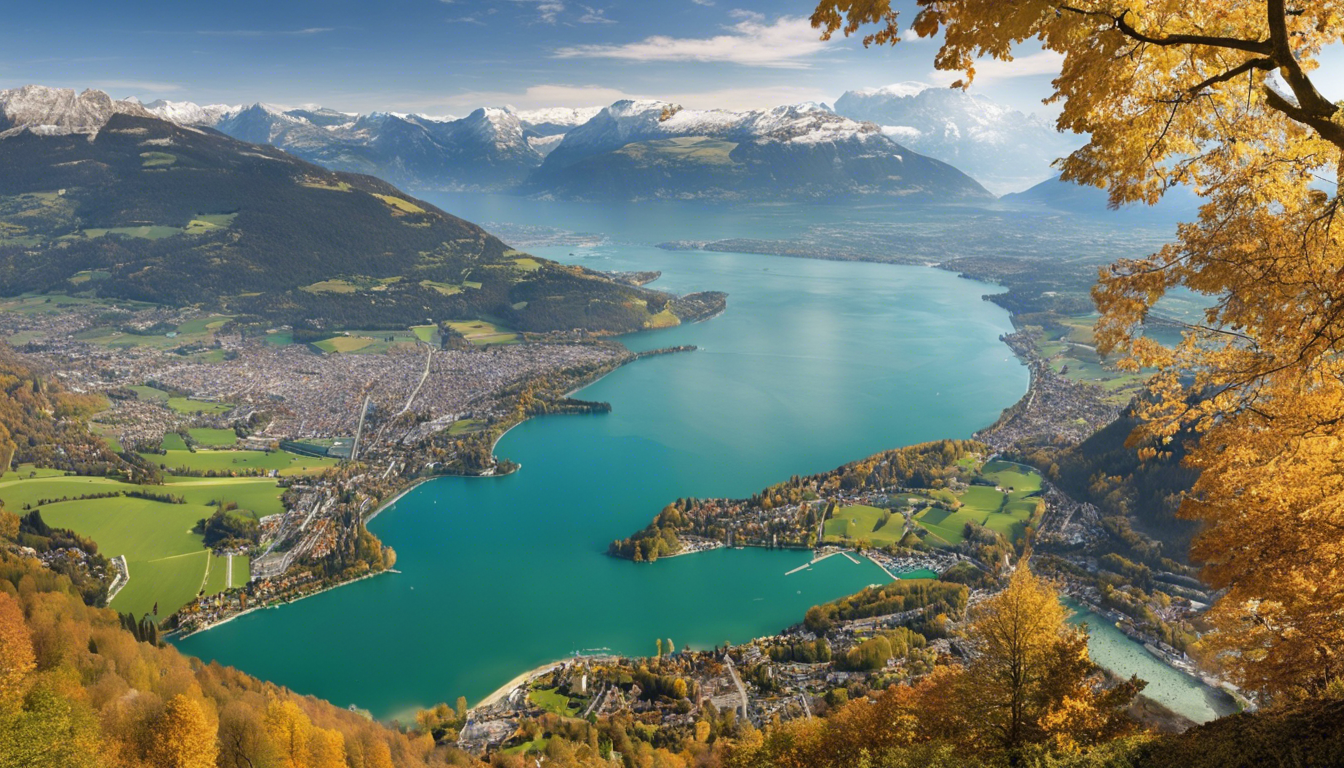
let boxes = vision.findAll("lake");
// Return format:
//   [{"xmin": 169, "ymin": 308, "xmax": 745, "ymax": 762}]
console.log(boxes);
[{"xmin": 175, "ymin": 198, "xmax": 1211, "ymax": 724}]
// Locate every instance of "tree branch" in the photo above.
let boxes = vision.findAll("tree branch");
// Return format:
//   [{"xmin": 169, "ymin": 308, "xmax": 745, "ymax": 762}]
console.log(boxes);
[
  {"xmin": 1057, "ymin": 5, "xmax": 1273, "ymax": 54},
  {"xmin": 1188, "ymin": 57, "xmax": 1275, "ymax": 95}
]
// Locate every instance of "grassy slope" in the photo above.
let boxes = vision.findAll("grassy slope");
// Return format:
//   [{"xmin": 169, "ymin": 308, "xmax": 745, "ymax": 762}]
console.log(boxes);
[{"xmin": 1, "ymin": 472, "xmax": 282, "ymax": 616}]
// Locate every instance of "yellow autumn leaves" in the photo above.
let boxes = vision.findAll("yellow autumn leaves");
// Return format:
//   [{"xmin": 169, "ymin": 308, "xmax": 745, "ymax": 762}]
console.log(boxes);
[{"xmin": 813, "ymin": 0, "xmax": 1344, "ymax": 700}]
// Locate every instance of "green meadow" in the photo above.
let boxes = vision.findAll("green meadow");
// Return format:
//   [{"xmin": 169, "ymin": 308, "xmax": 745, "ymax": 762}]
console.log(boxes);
[
  {"xmin": 814, "ymin": 459, "xmax": 1045, "ymax": 548},
  {"xmin": 188, "ymin": 427, "xmax": 238, "ymax": 447},
  {"xmin": 141, "ymin": 448, "xmax": 337, "ymax": 477},
  {"xmin": 0, "ymin": 473, "xmax": 281, "ymax": 616},
  {"xmin": 913, "ymin": 461, "xmax": 1045, "ymax": 545},
  {"xmin": 528, "ymin": 688, "xmax": 580, "ymax": 717},
  {"xmin": 446, "ymin": 319, "xmax": 519, "ymax": 346},
  {"xmin": 824, "ymin": 504, "xmax": 907, "ymax": 547}
]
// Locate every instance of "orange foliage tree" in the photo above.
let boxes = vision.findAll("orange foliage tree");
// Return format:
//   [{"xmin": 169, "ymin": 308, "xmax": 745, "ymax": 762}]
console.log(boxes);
[{"xmin": 812, "ymin": 0, "xmax": 1344, "ymax": 701}]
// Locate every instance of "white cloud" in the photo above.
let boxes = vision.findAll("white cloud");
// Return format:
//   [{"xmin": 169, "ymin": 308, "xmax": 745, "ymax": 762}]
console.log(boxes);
[
  {"xmin": 196, "ymin": 27, "xmax": 333, "ymax": 37},
  {"xmin": 659, "ymin": 84, "xmax": 834, "ymax": 110},
  {"xmin": 92, "ymin": 80, "xmax": 183, "ymax": 93},
  {"xmin": 927, "ymin": 51, "xmax": 1064, "ymax": 86},
  {"xmin": 506, "ymin": 0, "xmax": 565, "ymax": 24},
  {"xmin": 690, "ymin": 0, "xmax": 714, "ymax": 5},
  {"xmin": 553, "ymin": 15, "xmax": 834, "ymax": 68},
  {"xmin": 413, "ymin": 82, "xmax": 833, "ymax": 112},
  {"xmin": 577, "ymin": 5, "xmax": 615, "ymax": 24},
  {"xmin": 424, "ymin": 84, "xmax": 634, "ymax": 111}
]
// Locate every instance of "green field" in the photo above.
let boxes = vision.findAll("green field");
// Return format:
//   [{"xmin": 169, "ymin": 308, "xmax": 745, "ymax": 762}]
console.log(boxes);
[
  {"xmin": 981, "ymin": 460, "xmax": 1042, "ymax": 494},
  {"xmin": 824, "ymin": 504, "xmax": 907, "ymax": 547},
  {"xmin": 142, "ymin": 448, "xmax": 338, "ymax": 477},
  {"xmin": 311, "ymin": 328, "xmax": 425, "ymax": 354},
  {"xmin": 176, "ymin": 314, "xmax": 232, "ymax": 335},
  {"xmin": 646, "ymin": 307, "xmax": 680, "ymax": 329},
  {"xmin": 447, "ymin": 418, "xmax": 487, "ymax": 436},
  {"xmin": 912, "ymin": 463, "xmax": 1045, "ymax": 545},
  {"xmin": 1032, "ymin": 315, "xmax": 1152, "ymax": 404},
  {"xmin": 446, "ymin": 319, "xmax": 519, "ymax": 346},
  {"xmin": 315, "ymin": 335, "xmax": 374, "ymax": 353},
  {"xmin": 0, "ymin": 474, "xmax": 276, "ymax": 617},
  {"xmin": 528, "ymin": 688, "xmax": 580, "ymax": 717},
  {"xmin": 202, "ymin": 551, "xmax": 249, "ymax": 594},
  {"xmin": 161, "ymin": 433, "xmax": 189, "ymax": 451},
  {"xmin": 140, "ymin": 151, "xmax": 177, "ymax": 167},
  {"xmin": 167, "ymin": 397, "xmax": 232, "ymax": 415},
  {"xmin": 130, "ymin": 384, "xmax": 170, "ymax": 403},
  {"xmin": 188, "ymin": 427, "xmax": 237, "ymax": 447},
  {"xmin": 183, "ymin": 213, "xmax": 237, "ymax": 236},
  {"xmin": 373, "ymin": 194, "xmax": 426, "ymax": 214},
  {"xmin": 130, "ymin": 385, "xmax": 231, "ymax": 414}
]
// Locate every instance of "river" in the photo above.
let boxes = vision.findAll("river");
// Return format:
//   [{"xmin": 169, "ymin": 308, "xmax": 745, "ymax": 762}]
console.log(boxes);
[
  {"xmin": 1064, "ymin": 598, "xmax": 1240, "ymax": 723},
  {"xmin": 175, "ymin": 198, "xmax": 1222, "ymax": 724}
]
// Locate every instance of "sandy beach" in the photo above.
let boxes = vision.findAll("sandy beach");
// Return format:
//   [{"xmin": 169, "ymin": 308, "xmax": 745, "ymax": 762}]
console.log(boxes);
[{"xmin": 474, "ymin": 660, "xmax": 567, "ymax": 710}]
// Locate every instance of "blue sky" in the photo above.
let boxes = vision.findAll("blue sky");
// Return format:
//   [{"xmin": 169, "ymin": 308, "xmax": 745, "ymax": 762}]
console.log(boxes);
[{"xmin": 3, "ymin": 1, "xmax": 1340, "ymax": 118}]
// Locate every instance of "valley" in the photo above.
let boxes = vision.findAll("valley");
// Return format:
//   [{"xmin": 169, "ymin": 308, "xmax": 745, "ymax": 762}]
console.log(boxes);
[{"xmin": 5, "ymin": 1, "xmax": 1344, "ymax": 765}]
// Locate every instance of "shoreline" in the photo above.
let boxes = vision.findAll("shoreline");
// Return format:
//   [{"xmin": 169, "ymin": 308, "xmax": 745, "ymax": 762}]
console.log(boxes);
[
  {"xmin": 475, "ymin": 660, "xmax": 566, "ymax": 710},
  {"xmin": 175, "ymin": 567, "xmax": 394, "ymax": 640},
  {"xmin": 178, "ymin": 259, "xmax": 1143, "ymax": 725},
  {"xmin": 364, "ymin": 478, "xmax": 430, "ymax": 524}
]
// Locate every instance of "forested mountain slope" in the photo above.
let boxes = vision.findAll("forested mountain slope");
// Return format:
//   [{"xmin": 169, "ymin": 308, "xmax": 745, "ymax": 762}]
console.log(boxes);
[{"xmin": 0, "ymin": 94, "xmax": 696, "ymax": 333}]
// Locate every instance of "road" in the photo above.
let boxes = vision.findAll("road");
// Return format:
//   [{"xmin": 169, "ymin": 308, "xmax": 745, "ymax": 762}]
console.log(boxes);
[
  {"xmin": 399, "ymin": 346, "xmax": 434, "ymax": 415},
  {"xmin": 724, "ymin": 656, "xmax": 749, "ymax": 720}
]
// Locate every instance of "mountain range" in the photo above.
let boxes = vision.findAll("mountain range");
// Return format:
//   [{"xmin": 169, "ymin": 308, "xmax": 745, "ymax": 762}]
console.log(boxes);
[
  {"xmin": 5, "ymin": 83, "xmax": 1190, "ymax": 216},
  {"xmin": 1000, "ymin": 175, "xmax": 1202, "ymax": 221},
  {"xmin": 832, "ymin": 82, "xmax": 1083, "ymax": 196},
  {"xmin": 524, "ymin": 99, "xmax": 991, "ymax": 202},
  {"xmin": 147, "ymin": 101, "xmax": 574, "ymax": 191},
  {"xmin": 0, "ymin": 86, "xmax": 704, "ymax": 334},
  {"xmin": 136, "ymin": 92, "xmax": 992, "ymax": 202}
]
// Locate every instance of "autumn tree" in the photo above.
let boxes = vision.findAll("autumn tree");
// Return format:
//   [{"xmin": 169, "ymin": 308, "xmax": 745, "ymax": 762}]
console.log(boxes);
[
  {"xmin": 308, "ymin": 727, "xmax": 347, "ymax": 768},
  {"xmin": 265, "ymin": 698, "xmax": 313, "ymax": 768},
  {"xmin": 0, "ymin": 591, "xmax": 101, "ymax": 768},
  {"xmin": 0, "ymin": 591, "xmax": 34, "ymax": 706},
  {"xmin": 148, "ymin": 694, "xmax": 219, "ymax": 768},
  {"xmin": 962, "ymin": 563, "xmax": 1140, "ymax": 758},
  {"xmin": 813, "ymin": 0, "xmax": 1344, "ymax": 701}
]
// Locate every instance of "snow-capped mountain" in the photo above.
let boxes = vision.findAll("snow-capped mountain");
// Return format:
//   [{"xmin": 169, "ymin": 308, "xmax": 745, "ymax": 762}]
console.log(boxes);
[
  {"xmin": 514, "ymin": 107, "xmax": 604, "ymax": 158},
  {"xmin": 0, "ymin": 85, "xmax": 153, "ymax": 138},
  {"xmin": 144, "ymin": 99, "xmax": 241, "ymax": 127},
  {"xmin": 514, "ymin": 107, "xmax": 604, "ymax": 136},
  {"xmin": 147, "ymin": 97, "xmax": 586, "ymax": 190},
  {"xmin": 54, "ymin": 86, "xmax": 991, "ymax": 201},
  {"xmin": 833, "ymin": 83, "xmax": 1082, "ymax": 195},
  {"xmin": 528, "ymin": 99, "xmax": 990, "ymax": 202},
  {"xmin": 199, "ymin": 103, "xmax": 545, "ymax": 190}
]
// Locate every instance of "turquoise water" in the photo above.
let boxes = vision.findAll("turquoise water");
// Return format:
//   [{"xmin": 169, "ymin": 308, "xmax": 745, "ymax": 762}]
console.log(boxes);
[
  {"xmin": 177, "ymin": 228, "xmax": 1028, "ymax": 720},
  {"xmin": 1064, "ymin": 598, "xmax": 1239, "ymax": 723},
  {"xmin": 173, "ymin": 198, "xmax": 1229, "ymax": 724}
]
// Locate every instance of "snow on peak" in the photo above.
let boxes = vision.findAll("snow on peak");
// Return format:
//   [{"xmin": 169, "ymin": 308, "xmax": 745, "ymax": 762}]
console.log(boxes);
[
  {"xmin": 0, "ymin": 85, "xmax": 153, "ymax": 137},
  {"xmin": 514, "ymin": 106, "xmax": 603, "ymax": 129},
  {"xmin": 145, "ymin": 99, "xmax": 240, "ymax": 126},
  {"xmin": 855, "ymin": 81, "xmax": 933, "ymax": 98}
]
